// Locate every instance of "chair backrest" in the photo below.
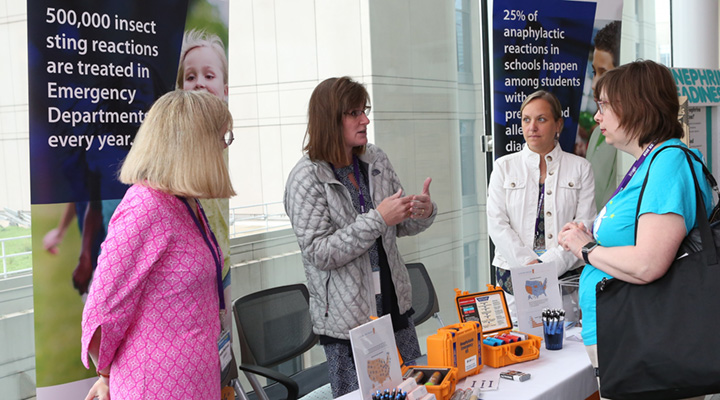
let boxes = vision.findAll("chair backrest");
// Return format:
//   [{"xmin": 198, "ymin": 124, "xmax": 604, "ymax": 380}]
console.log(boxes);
[
  {"xmin": 233, "ymin": 283, "xmax": 318, "ymax": 368},
  {"xmin": 406, "ymin": 263, "xmax": 440, "ymax": 326}
]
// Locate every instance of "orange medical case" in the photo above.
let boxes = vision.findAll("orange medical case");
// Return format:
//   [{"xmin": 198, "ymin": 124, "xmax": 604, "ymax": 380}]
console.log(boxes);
[
  {"xmin": 426, "ymin": 321, "xmax": 483, "ymax": 380},
  {"xmin": 454, "ymin": 285, "xmax": 541, "ymax": 368}
]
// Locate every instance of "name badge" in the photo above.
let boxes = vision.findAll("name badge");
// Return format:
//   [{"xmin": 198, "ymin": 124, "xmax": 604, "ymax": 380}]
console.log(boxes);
[
  {"xmin": 373, "ymin": 270, "xmax": 381, "ymax": 295},
  {"xmin": 218, "ymin": 329, "xmax": 232, "ymax": 371}
]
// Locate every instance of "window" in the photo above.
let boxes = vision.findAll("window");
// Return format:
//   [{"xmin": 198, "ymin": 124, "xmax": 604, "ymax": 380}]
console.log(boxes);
[
  {"xmin": 455, "ymin": 0, "xmax": 473, "ymax": 83},
  {"xmin": 459, "ymin": 120, "xmax": 477, "ymax": 207},
  {"xmin": 463, "ymin": 241, "xmax": 480, "ymax": 293}
]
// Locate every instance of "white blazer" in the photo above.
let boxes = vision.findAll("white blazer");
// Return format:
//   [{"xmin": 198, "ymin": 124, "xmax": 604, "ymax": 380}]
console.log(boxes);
[{"xmin": 487, "ymin": 143, "xmax": 597, "ymax": 276}]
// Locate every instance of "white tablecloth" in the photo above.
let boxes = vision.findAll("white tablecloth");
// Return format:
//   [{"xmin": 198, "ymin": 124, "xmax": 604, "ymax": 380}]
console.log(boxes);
[
  {"xmin": 456, "ymin": 328, "xmax": 598, "ymax": 400},
  {"xmin": 338, "ymin": 328, "xmax": 598, "ymax": 400}
]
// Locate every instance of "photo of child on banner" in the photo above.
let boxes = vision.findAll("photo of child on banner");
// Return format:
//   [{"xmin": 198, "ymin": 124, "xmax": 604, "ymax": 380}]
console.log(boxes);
[{"xmin": 582, "ymin": 20, "xmax": 622, "ymax": 211}]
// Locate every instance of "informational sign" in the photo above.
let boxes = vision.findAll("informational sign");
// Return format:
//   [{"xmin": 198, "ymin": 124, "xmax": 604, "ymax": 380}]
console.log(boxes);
[
  {"xmin": 672, "ymin": 68, "xmax": 720, "ymax": 107},
  {"xmin": 672, "ymin": 68, "xmax": 719, "ymax": 166},
  {"xmin": 28, "ymin": 2, "xmax": 186, "ymax": 205},
  {"xmin": 492, "ymin": 0, "xmax": 596, "ymax": 158},
  {"xmin": 27, "ymin": 1, "xmax": 230, "ymax": 398}
]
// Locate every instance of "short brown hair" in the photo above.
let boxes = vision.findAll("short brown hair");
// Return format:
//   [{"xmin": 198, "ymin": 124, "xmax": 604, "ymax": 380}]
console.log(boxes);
[
  {"xmin": 120, "ymin": 90, "xmax": 236, "ymax": 198},
  {"xmin": 303, "ymin": 77, "xmax": 370, "ymax": 165},
  {"xmin": 594, "ymin": 60, "xmax": 682, "ymax": 146}
]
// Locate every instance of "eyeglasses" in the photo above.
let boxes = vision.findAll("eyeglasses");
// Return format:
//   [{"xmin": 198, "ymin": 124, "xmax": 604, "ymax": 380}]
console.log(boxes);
[
  {"xmin": 344, "ymin": 106, "xmax": 371, "ymax": 118},
  {"xmin": 224, "ymin": 130, "xmax": 234, "ymax": 146},
  {"xmin": 595, "ymin": 100, "xmax": 611, "ymax": 115}
]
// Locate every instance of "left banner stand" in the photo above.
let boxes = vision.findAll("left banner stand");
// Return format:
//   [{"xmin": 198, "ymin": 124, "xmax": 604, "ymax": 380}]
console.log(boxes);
[{"xmin": 27, "ymin": 1, "xmax": 231, "ymax": 398}]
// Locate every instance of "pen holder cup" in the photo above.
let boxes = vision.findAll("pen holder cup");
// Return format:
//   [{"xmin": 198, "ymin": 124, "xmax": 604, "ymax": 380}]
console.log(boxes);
[{"xmin": 543, "ymin": 323, "xmax": 564, "ymax": 350}]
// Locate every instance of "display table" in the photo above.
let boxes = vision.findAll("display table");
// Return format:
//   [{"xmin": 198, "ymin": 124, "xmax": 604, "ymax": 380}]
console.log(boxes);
[
  {"xmin": 338, "ymin": 328, "xmax": 599, "ymax": 400},
  {"xmin": 456, "ymin": 328, "xmax": 598, "ymax": 400}
]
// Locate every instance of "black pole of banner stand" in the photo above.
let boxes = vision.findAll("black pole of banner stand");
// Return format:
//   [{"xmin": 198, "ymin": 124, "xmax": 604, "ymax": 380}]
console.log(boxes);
[{"xmin": 480, "ymin": 0, "xmax": 496, "ymax": 286}]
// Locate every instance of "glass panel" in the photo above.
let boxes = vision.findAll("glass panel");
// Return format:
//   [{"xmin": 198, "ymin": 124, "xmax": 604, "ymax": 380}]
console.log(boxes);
[
  {"xmin": 464, "ymin": 241, "xmax": 480, "ymax": 293},
  {"xmin": 459, "ymin": 120, "xmax": 477, "ymax": 207}
]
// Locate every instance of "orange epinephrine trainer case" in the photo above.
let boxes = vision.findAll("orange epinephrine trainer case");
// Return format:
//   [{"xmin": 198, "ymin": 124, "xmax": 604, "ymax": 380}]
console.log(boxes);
[
  {"xmin": 454, "ymin": 285, "xmax": 541, "ymax": 368},
  {"xmin": 426, "ymin": 321, "xmax": 483, "ymax": 380}
]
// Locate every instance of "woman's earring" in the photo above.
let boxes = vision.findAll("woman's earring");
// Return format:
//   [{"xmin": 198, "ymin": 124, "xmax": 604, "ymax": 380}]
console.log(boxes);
[{"xmin": 555, "ymin": 132, "xmax": 560, "ymax": 140}]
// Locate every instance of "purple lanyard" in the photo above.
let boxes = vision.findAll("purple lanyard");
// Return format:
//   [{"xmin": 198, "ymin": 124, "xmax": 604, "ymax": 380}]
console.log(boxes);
[
  {"xmin": 609, "ymin": 139, "xmax": 659, "ymax": 200},
  {"xmin": 180, "ymin": 197, "xmax": 225, "ymax": 310},
  {"xmin": 594, "ymin": 140, "xmax": 660, "ymax": 234},
  {"xmin": 535, "ymin": 183, "xmax": 545, "ymax": 236},
  {"xmin": 331, "ymin": 155, "xmax": 367, "ymax": 213}
]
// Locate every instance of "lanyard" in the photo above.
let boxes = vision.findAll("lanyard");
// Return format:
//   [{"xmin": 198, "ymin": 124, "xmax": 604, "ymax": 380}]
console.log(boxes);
[
  {"xmin": 534, "ymin": 183, "xmax": 545, "ymax": 237},
  {"xmin": 594, "ymin": 140, "xmax": 659, "ymax": 234},
  {"xmin": 609, "ymin": 139, "xmax": 658, "ymax": 201},
  {"xmin": 331, "ymin": 155, "xmax": 367, "ymax": 213},
  {"xmin": 180, "ymin": 197, "xmax": 225, "ymax": 310}
]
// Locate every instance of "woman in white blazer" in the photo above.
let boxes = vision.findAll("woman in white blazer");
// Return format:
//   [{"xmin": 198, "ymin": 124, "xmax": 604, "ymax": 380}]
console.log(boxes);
[{"xmin": 487, "ymin": 90, "xmax": 596, "ymax": 299}]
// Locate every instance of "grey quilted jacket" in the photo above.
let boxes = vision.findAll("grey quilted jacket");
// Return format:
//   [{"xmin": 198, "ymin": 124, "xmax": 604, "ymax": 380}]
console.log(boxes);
[{"xmin": 284, "ymin": 144, "xmax": 437, "ymax": 340}]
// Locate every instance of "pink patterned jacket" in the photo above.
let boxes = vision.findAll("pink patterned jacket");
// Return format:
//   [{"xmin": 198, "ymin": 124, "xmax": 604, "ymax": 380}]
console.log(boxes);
[{"xmin": 81, "ymin": 184, "xmax": 221, "ymax": 399}]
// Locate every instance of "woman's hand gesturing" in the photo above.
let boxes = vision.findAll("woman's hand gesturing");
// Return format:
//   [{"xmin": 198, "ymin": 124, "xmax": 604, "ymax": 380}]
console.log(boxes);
[
  {"xmin": 377, "ymin": 189, "xmax": 412, "ymax": 226},
  {"xmin": 410, "ymin": 178, "xmax": 433, "ymax": 219}
]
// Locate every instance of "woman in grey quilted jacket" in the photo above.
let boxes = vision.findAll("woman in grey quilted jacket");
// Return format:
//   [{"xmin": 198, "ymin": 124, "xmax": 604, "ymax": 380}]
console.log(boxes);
[{"xmin": 284, "ymin": 77, "xmax": 437, "ymax": 397}]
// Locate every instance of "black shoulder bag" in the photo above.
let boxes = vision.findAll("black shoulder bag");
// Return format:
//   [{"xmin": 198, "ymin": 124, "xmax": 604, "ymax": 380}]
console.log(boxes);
[{"xmin": 596, "ymin": 145, "xmax": 720, "ymax": 400}]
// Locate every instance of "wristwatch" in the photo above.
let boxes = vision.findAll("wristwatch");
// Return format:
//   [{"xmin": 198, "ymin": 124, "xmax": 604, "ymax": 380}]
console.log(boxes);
[{"xmin": 582, "ymin": 241, "xmax": 598, "ymax": 264}]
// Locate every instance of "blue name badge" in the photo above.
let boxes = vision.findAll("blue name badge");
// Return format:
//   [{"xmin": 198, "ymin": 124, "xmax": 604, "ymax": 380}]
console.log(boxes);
[{"xmin": 218, "ymin": 329, "xmax": 232, "ymax": 371}]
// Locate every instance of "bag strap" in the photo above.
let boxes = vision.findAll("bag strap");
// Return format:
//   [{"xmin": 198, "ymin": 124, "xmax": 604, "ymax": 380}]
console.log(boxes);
[
  {"xmin": 641, "ymin": 145, "xmax": 720, "ymax": 222},
  {"xmin": 634, "ymin": 145, "xmax": 716, "ymax": 265},
  {"xmin": 684, "ymin": 150, "xmax": 720, "ymax": 222}
]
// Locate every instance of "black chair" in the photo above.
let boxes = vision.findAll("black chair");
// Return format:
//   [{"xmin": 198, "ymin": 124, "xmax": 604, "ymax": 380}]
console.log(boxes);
[
  {"xmin": 406, "ymin": 263, "xmax": 444, "ymax": 328},
  {"xmin": 232, "ymin": 284, "xmax": 329, "ymax": 400}
]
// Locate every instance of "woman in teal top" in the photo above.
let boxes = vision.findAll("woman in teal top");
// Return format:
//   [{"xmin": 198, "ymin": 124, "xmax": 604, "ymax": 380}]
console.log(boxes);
[{"xmin": 558, "ymin": 60, "xmax": 713, "ymax": 400}]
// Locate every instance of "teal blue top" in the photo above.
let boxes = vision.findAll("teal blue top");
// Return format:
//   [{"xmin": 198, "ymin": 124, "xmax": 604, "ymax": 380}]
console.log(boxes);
[{"xmin": 579, "ymin": 139, "xmax": 713, "ymax": 345}]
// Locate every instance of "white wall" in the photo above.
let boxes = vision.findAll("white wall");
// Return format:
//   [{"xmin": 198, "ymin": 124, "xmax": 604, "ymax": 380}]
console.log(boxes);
[{"xmin": 0, "ymin": 0, "xmax": 30, "ymax": 212}]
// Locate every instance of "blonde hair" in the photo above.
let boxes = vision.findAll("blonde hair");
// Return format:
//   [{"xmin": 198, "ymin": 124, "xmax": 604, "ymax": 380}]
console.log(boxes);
[
  {"xmin": 175, "ymin": 29, "xmax": 229, "ymax": 89},
  {"xmin": 120, "ymin": 90, "xmax": 236, "ymax": 198}
]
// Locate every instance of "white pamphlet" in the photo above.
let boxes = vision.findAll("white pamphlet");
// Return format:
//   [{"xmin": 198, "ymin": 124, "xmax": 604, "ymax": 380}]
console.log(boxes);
[
  {"xmin": 349, "ymin": 315, "xmax": 403, "ymax": 400},
  {"xmin": 510, "ymin": 261, "xmax": 562, "ymax": 337}
]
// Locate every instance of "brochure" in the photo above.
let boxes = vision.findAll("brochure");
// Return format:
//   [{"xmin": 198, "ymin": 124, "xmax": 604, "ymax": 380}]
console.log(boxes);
[
  {"xmin": 510, "ymin": 262, "xmax": 562, "ymax": 337},
  {"xmin": 349, "ymin": 315, "xmax": 403, "ymax": 400}
]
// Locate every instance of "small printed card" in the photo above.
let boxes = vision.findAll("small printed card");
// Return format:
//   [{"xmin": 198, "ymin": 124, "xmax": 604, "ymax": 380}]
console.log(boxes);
[
  {"xmin": 458, "ymin": 372, "xmax": 501, "ymax": 391},
  {"xmin": 500, "ymin": 370, "xmax": 531, "ymax": 382}
]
